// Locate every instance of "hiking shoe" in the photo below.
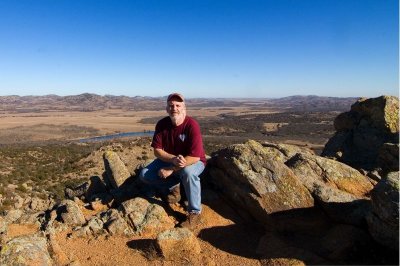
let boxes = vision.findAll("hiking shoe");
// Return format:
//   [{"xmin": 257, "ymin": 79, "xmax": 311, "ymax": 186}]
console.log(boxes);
[
  {"xmin": 180, "ymin": 212, "xmax": 202, "ymax": 230},
  {"xmin": 166, "ymin": 185, "xmax": 181, "ymax": 204}
]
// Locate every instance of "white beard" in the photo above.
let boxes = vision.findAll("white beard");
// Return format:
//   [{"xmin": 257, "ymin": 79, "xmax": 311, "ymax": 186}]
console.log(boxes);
[{"xmin": 170, "ymin": 112, "xmax": 185, "ymax": 125}]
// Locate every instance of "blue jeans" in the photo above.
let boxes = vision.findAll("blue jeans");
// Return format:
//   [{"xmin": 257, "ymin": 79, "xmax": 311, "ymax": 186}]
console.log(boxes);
[{"xmin": 139, "ymin": 159, "xmax": 205, "ymax": 213}]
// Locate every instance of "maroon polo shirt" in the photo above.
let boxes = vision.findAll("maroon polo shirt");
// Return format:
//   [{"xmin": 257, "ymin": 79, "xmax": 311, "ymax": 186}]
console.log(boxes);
[{"xmin": 151, "ymin": 116, "xmax": 206, "ymax": 165}]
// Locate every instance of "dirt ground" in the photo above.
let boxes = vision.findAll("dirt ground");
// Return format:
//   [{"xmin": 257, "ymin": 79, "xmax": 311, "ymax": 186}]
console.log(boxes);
[{"xmin": 7, "ymin": 197, "xmax": 265, "ymax": 266}]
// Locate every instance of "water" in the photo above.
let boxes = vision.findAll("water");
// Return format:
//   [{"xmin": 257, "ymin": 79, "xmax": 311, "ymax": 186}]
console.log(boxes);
[{"xmin": 78, "ymin": 131, "xmax": 154, "ymax": 143}]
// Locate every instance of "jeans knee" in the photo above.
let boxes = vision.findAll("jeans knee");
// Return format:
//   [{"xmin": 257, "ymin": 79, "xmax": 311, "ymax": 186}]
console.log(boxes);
[
  {"xmin": 139, "ymin": 168, "xmax": 148, "ymax": 183},
  {"xmin": 180, "ymin": 167, "xmax": 199, "ymax": 182}
]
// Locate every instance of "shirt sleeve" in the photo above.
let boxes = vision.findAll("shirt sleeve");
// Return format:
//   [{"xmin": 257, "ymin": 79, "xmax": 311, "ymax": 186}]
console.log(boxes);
[
  {"xmin": 151, "ymin": 121, "xmax": 163, "ymax": 150},
  {"xmin": 187, "ymin": 119, "xmax": 204, "ymax": 158}
]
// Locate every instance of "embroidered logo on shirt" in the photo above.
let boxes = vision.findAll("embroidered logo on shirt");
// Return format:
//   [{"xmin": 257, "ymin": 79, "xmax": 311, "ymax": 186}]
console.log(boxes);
[{"xmin": 179, "ymin": 134, "xmax": 186, "ymax": 142}]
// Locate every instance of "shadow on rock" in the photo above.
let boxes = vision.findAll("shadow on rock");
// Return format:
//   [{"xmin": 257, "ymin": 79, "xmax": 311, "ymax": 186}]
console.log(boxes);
[
  {"xmin": 198, "ymin": 223, "xmax": 263, "ymax": 259},
  {"xmin": 126, "ymin": 238, "xmax": 160, "ymax": 260}
]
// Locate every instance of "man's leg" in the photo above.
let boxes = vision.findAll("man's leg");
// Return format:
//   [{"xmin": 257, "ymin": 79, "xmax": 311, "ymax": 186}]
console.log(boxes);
[
  {"xmin": 139, "ymin": 159, "xmax": 180, "ymax": 194},
  {"xmin": 177, "ymin": 161, "xmax": 205, "ymax": 213}
]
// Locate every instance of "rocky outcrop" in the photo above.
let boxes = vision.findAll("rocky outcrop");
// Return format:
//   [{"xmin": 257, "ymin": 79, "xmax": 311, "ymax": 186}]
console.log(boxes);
[
  {"xmin": 367, "ymin": 171, "xmax": 399, "ymax": 250},
  {"xmin": 1, "ymin": 138, "xmax": 397, "ymax": 265},
  {"xmin": 286, "ymin": 153, "xmax": 373, "ymax": 225},
  {"xmin": 208, "ymin": 140, "xmax": 314, "ymax": 223},
  {"xmin": 322, "ymin": 96, "xmax": 399, "ymax": 172},
  {"xmin": 0, "ymin": 235, "xmax": 53, "ymax": 265}
]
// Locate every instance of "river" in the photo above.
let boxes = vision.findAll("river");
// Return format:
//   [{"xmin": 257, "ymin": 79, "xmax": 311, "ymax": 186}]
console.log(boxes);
[{"xmin": 78, "ymin": 131, "xmax": 154, "ymax": 143}]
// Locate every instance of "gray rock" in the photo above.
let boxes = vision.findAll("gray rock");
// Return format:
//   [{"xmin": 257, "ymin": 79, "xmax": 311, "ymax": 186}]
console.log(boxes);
[
  {"xmin": 105, "ymin": 216, "xmax": 133, "ymax": 236},
  {"xmin": 58, "ymin": 200, "xmax": 86, "ymax": 226},
  {"xmin": 262, "ymin": 142, "xmax": 315, "ymax": 162},
  {"xmin": 322, "ymin": 96, "xmax": 399, "ymax": 171},
  {"xmin": 29, "ymin": 197, "xmax": 54, "ymax": 212},
  {"xmin": 0, "ymin": 234, "xmax": 53, "ymax": 265},
  {"xmin": 103, "ymin": 151, "xmax": 131, "ymax": 189},
  {"xmin": 367, "ymin": 171, "xmax": 399, "ymax": 250},
  {"xmin": 65, "ymin": 182, "xmax": 89, "ymax": 200},
  {"xmin": 73, "ymin": 216, "xmax": 106, "ymax": 237},
  {"xmin": 377, "ymin": 143, "xmax": 399, "ymax": 172},
  {"xmin": 4, "ymin": 209, "xmax": 23, "ymax": 223},
  {"xmin": 286, "ymin": 153, "xmax": 373, "ymax": 225},
  {"xmin": 120, "ymin": 197, "xmax": 175, "ymax": 235},
  {"xmin": 99, "ymin": 208, "xmax": 121, "ymax": 223},
  {"xmin": 0, "ymin": 216, "xmax": 7, "ymax": 234},
  {"xmin": 156, "ymin": 228, "xmax": 201, "ymax": 260},
  {"xmin": 208, "ymin": 140, "xmax": 314, "ymax": 223}
]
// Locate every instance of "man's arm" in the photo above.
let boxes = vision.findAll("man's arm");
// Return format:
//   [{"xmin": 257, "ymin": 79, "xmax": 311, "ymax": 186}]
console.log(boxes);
[
  {"xmin": 154, "ymin": 148, "xmax": 176, "ymax": 163},
  {"xmin": 154, "ymin": 148, "xmax": 200, "ymax": 168}
]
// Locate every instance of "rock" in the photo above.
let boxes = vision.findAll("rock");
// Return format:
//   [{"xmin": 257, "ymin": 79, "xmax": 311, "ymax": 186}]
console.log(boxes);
[
  {"xmin": 4, "ymin": 209, "xmax": 23, "ymax": 223},
  {"xmin": 262, "ymin": 142, "xmax": 315, "ymax": 162},
  {"xmin": 103, "ymin": 151, "xmax": 131, "ymax": 189},
  {"xmin": 0, "ymin": 216, "xmax": 7, "ymax": 234},
  {"xmin": 13, "ymin": 194, "xmax": 25, "ymax": 209},
  {"xmin": 0, "ymin": 235, "xmax": 53, "ymax": 265},
  {"xmin": 208, "ymin": 140, "xmax": 314, "ymax": 223},
  {"xmin": 105, "ymin": 216, "xmax": 133, "ymax": 236},
  {"xmin": 29, "ymin": 197, "xmax": 53, "ymax": 212},
  {"xmin": 18, "ymin": 211, "xmax": 44, "ymax": 226},
  {"xmin": 99, "ymin": 208, "xmax": 120, "ymax": 223},
  {"xmin": 90, "ymin": 199, "xmax": 108, "ymax": 212},
  {"xmin": 120, "ymin": 197, "xmax": 175, "ymax": 235},
  {"xmin": 260, "ymin": 258, "xmax": 306, "ymax": 266},
  {"xmin": 156, "ymin": 228, "xmax": 201, "ymax": 260},
  {"xmin": 86, "ymin": 175, "xmax": 108, "ymax": 201},
  {"xmin": 377, "ymin": 143, "xmax": 399, "ymax": 172},
  {"xmin": 286, "ymin": 153, "xmax": 373, "ymax": 225},
  {"xmin": 86, "ymin": 216, "xmax": 105, "ymax": 233},
  {"xmin": 90, "ymin": 192, "xmax": 114, "ymax": 206},
  {"xmin": 318, "ymin": 224, "xmax": 372, "ymax": 263},
  {"xmin": 58, "ymin": 200, "xmax": 86, "ymax": 226},
  {"xmin": 65, "ymin": 182, "xmax": 89, "ymax": 200},
  {"xmin": 322, "ymin": 96, "xmax": 399, "ymax": 171},
  {"xmin": 74, "ymin": 216, "xmax": 106, "ymax": 237},
  {"xmin": 351, "ymin": 96, "xmax": 399, "ymax": 133},
  {"xmin": 367, "ymin": 171, "xmax": 399, "ymax": 250}
]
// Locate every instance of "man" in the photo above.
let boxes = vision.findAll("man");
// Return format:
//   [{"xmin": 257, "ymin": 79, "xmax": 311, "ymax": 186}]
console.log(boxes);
[{"xmin": 139, "ymin": 92, "xmax": 206, "ymax": 229}]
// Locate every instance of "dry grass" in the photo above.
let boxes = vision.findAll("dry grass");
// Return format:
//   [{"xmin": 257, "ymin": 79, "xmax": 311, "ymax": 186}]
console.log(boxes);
[{"xmin": 0, "ymin": 107, "xmax": 277, "ymax": 143}]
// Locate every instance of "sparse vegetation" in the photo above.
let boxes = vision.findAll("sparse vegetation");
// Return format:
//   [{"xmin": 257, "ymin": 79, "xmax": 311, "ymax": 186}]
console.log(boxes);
[{"xmin": 0, "ymin": 142, "xmax": 102, "ymax": 204}]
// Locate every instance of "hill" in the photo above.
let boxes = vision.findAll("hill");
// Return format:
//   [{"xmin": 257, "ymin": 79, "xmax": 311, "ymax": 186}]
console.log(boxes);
[{"xmin": 0, "ymin": 94, "xmax": 358, "ymax": 113}]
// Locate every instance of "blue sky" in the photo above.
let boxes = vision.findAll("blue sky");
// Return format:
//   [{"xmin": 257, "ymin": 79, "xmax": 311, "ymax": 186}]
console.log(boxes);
[{"xmin": 0, "ymin": 0, "xmax": 398, "ymax": 98}]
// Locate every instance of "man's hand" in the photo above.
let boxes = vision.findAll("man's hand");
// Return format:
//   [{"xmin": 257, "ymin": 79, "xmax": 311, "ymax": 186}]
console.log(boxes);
[
  {"xmin": 173, "ymin": 154, "xmax": 187, "ymax": 168},
  {"xmin": 158, "ymin": 168, "xmax": 174, "ymax": 179}
]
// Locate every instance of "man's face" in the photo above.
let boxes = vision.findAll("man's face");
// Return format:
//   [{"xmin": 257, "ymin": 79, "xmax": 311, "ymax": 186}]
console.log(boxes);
[{"xmin": 166, "ymin": 100, "xmax": 186, "ymax": 124}]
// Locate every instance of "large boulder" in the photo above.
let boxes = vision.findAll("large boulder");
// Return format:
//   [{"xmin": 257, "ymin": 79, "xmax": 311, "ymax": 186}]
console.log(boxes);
[
  {"xmin": 0, "ymin": 235, "xmax": 53, "ymax": 265},
  {"xmin": 367, "ymin": 171, "xmax": 399, "ymax": 250},
  {"xmin": 322, "ymin": 96, "xmax": 399, "ymax": 172},
  {"xmin": 208, "ymin": 140, "xmax": 314, "ymax": 223},
  {"xmin": 286, "ymin": 153, "xmax": 373, "ymax": 225}
]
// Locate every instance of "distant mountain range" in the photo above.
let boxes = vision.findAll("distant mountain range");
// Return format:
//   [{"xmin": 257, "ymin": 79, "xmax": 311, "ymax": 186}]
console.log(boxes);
[{"xmin": 0, "ymin": 93, "xmax": 359, "ymax": 112}]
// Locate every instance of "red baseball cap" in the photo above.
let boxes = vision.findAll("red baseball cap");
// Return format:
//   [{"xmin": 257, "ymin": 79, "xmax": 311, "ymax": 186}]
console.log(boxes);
[{"xmin": 167, "ymin": 93, "xmax": 184, "ymax": 102}]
